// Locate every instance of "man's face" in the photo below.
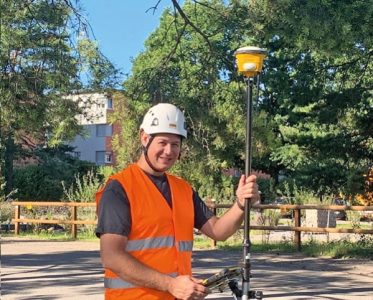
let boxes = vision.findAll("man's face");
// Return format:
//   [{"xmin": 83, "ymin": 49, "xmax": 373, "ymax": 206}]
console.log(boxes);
[{"xmin": 142, "ymin": 133, "xmax": 182, "ymax": 172}]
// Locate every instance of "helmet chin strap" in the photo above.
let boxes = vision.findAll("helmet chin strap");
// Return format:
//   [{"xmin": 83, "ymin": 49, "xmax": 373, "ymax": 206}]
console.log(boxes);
[
  {"xmin": 143, "ymin": 135, "xmax": 183, "ymax": 173},
  {"xmin": 143, "ymin": 135, "xmax": 164, "ymax": 173}
]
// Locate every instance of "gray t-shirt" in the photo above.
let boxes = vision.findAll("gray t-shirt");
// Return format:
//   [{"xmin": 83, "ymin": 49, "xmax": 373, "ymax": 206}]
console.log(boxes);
[{"xmin": 96, "ymin": 173, "xmax": 214, "ymax": 237}]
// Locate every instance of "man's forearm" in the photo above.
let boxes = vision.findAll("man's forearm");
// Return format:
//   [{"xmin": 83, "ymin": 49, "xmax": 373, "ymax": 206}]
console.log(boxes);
[
  {"xmin": 215, "ymin": 202, "xmax": 244, "ymax": 239},
  {"xmin": 103, "ymin": 249, "xmax": 172, "ymax": 292},
  {"xmin": 202, "ymin": 203, "xmax": 244, "ymax": 241}
]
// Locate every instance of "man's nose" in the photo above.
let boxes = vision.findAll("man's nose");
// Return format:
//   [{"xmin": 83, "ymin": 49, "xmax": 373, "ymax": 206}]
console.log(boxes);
[{"xmin": 163, "ymin": 143, "xmax": 172, "ymax": 154}]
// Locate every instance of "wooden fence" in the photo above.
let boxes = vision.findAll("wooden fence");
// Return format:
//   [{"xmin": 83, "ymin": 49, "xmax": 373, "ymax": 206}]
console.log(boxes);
[
  {"xmin": 11, "ymin": 201, "xmax": 96, "ymax": 239},
  {"xmin": 206, "ymin": 202, "xmax": 373, "ymax": 250},
  {"xmin": 10, "ymin": 201, "xmax": 373, "ymax": 249}
]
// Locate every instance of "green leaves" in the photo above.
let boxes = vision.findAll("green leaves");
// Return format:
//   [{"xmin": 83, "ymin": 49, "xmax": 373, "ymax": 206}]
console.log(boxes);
[
  {"xmin": 117, "ymin": 0, "xmax": 278, "ymax": 201},
  {"xmin": 0, "ymin": 0, "xmax": 119, "ymax": 193},
  {"xmin": 249, "ymin": 0, "xmax": 373, "ymax": 195}
]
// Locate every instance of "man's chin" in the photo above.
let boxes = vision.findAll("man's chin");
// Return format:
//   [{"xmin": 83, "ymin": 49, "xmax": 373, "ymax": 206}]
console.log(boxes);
[{"xmin": 156, "ymin": 161, "xmax": 174, "ymax": 171}]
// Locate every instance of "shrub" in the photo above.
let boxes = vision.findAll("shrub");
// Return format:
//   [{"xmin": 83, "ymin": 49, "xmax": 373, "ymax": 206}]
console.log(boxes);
[
  {"xmin": 1, "ymin": 175, "xmax": 18, "ymax": 225},
  {"xmin": 256, "ymin": 177, "xmax": 276, "ymax": 203},
  {"xmin": 62, "ymin": 166, "xmax": 114, "ymax": 237},
  {"xmin": 276, "ymin": 181, "xmax": 325, "ymax": 205},
  {"xmin": 12, "ymin": 147, "xmax": 97, "ymax": 200},
  {"xmin": 13, "ymin": 165, "xmax": 63, "ymax": 200},
  {"xmin": 62, "ymin": 168, "xmax": 108, "ymax": 202},
  {"xmin": 256, "ymin": 209, "xmax": 281, "ymax": 243},
  {"xmin": 0, "ymin": 201, "xmax": 13, "ymax": 223}
]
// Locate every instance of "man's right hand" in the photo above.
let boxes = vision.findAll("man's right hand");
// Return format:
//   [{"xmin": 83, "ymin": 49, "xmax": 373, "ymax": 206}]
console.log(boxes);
[{"xmin": 167, "ymin": 275, "xmax": 209, "ymax": 300}]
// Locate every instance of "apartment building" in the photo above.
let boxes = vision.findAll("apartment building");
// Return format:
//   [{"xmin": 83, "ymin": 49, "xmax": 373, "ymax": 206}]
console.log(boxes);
[{"xmin": 68, "ymin": 92, "xmax": 119, "ymax": 166}]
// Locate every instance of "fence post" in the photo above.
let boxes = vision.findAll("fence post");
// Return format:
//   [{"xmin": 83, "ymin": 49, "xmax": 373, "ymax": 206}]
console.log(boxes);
[
  {"xmin": 294, "ymin": 208, "xmax": 301, "ymax": 251},
  {"xmin": 71, "ymin": 206, "xmax": 77, "ymax": 239},
  {"xmin": 212, "ymin": 204, "xmax": 217, "ymax": 248},
  {"xmin": 14, "ymin": 204, "xmax": 20, "ymax": 235},
  {"xmin": 206, "ymin": 199, "xmax": 217, "ymax": 248}
]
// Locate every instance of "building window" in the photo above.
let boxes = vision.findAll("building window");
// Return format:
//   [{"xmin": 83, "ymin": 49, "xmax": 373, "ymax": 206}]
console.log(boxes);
[
  {"xmin": 105, "ymin": 152, "xmax": 112, "ymax": 164},
  {"xmin": 96, "ymin": 125, "xmax": 105, "ymax": 137},
  {"xmin": 107, "ymin": 98, "xmax": 113, "ymax": 109},
  {"xmin": 73, "ymin": 151, "xmax": 81, "ymax": 159},
  {"xmin": 96, "ymin": 151, "xmax": 112, "ymax": 165},
  {"xmin": 107, "ymin": 124, "xmax": 113, "ymax": 136},
  {"xmin": 96, "ymin": 151, "xmax": 105, "ymax": 165},
  {"xmin": 96, "ymin": 124, "xmax": 112, "ymax": 137}
]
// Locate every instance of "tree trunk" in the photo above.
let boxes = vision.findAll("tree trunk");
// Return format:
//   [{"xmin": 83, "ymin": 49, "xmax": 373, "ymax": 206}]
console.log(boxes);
[{"xmin": 4, "ymin": 132, "xmax": 15, "ymax": 195}]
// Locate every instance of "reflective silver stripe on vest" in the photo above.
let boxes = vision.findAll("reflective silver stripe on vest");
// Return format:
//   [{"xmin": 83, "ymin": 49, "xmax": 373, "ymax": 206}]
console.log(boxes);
[
  {"xmin": 125, "ymin": 236, "xmax": 175, "ymax": 252},
  {"xmin": 178, "ymin": 240, "xmax": 193, "ymax": 252},
  {"xmin": 105, "ymin": 272, "xmax": 178, "ymax": 289}
]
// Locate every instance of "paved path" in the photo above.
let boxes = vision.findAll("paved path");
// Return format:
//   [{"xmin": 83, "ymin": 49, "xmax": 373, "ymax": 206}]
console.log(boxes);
[{"xmin": 2, "ymin": 237, "xmax": 373, "ymax": 299}]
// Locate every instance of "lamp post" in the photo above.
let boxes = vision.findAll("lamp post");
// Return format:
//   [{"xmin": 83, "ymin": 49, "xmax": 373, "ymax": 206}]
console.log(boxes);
[{"xmin": 234, "ymin": 46, "xmax": 267, "ymax": 300}]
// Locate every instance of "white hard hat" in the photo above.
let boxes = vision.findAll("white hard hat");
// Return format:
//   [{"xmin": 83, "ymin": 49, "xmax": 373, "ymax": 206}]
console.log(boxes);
[{"xmin": 140, "ymin": 103, "xmax": 187, "ymax": 138}]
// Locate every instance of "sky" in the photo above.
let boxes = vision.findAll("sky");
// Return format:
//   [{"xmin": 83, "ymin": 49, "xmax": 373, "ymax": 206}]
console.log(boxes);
[{"xmin": 81, "ymin": 1, "xmax": 172, "ymax": 78}]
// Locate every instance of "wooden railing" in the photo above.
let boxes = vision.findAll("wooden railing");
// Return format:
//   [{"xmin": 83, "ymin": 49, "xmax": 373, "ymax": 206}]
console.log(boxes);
[
  {"xmin": 206, "ymin": 201, "xmax": 373, "ymax": 250},
  {"xmin": 11, "ymin": 201, "xmax": 96, "ymax": 239},
  {"xmin": 10, "ymin": 201, "xmax": 373, "ymax": 249}
]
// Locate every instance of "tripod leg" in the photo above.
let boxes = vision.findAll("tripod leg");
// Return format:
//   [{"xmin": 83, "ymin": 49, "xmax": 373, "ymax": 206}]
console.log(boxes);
[
  {"xmin": 228, "ymin": 280, "xmax": 242, "ymax": 299},
  {"xmin": 249, "ymin": 291, "xmax": 263, "ymax": 299}
]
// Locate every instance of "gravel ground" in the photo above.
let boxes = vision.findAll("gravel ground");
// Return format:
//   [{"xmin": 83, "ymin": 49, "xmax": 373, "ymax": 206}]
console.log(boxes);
[{"xmin": 1, "ymin": 236, "xmax": 372, "ymax": 299}]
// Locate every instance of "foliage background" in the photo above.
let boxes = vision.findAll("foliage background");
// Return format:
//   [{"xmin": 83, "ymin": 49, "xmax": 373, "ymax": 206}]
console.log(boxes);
[
  {"xmin": 1, "ymin": 0, "xmax": 371, "ymax": 205},
  {"xmin": 112, "ymin": 0, "xmax": 372, "ymax": 203},
  {"xmin": 0, "ymin": 0, "xmax": 119, "ymax": 197}
]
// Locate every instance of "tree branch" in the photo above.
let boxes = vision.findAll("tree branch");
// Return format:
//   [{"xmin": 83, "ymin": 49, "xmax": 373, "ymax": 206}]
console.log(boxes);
[
  {"xmin": 171, "ymin": 0, "xmax": 212, "ymax": 50},
  {"xmin": 146, "ymin": 0, "xmax": 162, "ymax": 14}
]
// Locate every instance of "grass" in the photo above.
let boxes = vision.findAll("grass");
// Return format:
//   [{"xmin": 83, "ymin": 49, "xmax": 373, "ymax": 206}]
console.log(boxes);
[
  {"xmin": 300, "ymin": 235, "xmax": 373, "ymax": 259},
  {"xmin": 1, "ymin": 230, "xmax": 99, "ymax": 242},
  {"xmin": 193, "ymin": 235, "xmax": 298, "ymax": 253},
  {"xmin": 336, "ymin": 222, "xmax": 372, "ymax": 229},
  {"xmin": 4, "ymin": 230, "xmax": 373, "ymax": 260},
  {"xmin": 193, "ymin": 234, "xmax": 373, "ymax": 259}
]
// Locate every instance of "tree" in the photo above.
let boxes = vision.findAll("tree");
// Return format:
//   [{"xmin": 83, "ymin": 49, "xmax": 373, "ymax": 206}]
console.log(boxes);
[
  {"xmin": 0, "ymin": 0, "xmax": 119, "ymax": 193},
  {"xmin": 247, "ymin": 0, "xmax": 373, "ymax": 197},
  {"xmin": 117, "ymin": 0, "xmax": 372, "ymax": 200},
  {"xmin": 118, "ymin": 0, "xmax": 278, "ymax": 201}
]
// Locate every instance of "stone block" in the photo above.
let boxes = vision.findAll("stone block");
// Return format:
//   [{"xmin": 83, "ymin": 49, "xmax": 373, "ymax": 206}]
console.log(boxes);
[{"xmin": 305, "ymin": 210, "xmax": 336, "ymax": 228}]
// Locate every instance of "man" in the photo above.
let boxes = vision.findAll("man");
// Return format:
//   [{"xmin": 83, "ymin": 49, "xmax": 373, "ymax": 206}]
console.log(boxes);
[{"xmin": 96, "ymin": 103, "xmax": 260, "ymax": 300}]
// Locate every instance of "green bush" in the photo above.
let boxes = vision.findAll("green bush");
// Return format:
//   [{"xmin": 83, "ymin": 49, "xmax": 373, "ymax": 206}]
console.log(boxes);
[
  {"xmin": 13, "ymin": 165, "xmax": 61, "ymax": 200},
  {"xmin": 62, "ymin": 166, "xmax": 113, "ymax": 202},
  {"xmin": 0, "ymin": 201, "xmax": 13, "ymax": 223},
  {"xmin": 62, "ymin": 166, "xmax": 114, "ymax": 236},
  {"xmin": 257, "ymin": 177, "xmax": 276, "ymax": 203},
  {"xmin": 1, "ymin": 175, "xmax": 17, "ymax": 224},
  {"xmin": 276, "ymin": 180, "xmax": 324, "ymax": 205},
  {"xmin": 12, "ymin": 146, "xmax": 97, "ymax": 200}
]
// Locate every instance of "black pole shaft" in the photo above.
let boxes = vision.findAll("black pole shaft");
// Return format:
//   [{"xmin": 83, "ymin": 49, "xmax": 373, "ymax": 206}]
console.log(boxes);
[{"xmin": 242, "ymin": 77, "xmax": 254, "ymax": 299}]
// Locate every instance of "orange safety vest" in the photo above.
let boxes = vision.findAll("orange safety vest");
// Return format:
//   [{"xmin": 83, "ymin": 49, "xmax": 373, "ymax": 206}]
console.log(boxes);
[{"xmin": 96, "ymin": 164, "xmax": 194, "ymax": 300}]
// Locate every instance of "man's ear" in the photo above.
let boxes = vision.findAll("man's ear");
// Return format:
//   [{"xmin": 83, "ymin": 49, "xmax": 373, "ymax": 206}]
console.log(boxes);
[{"xmin": 140, "ymin": 130, "xmax": 149, "ymax": 147}]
